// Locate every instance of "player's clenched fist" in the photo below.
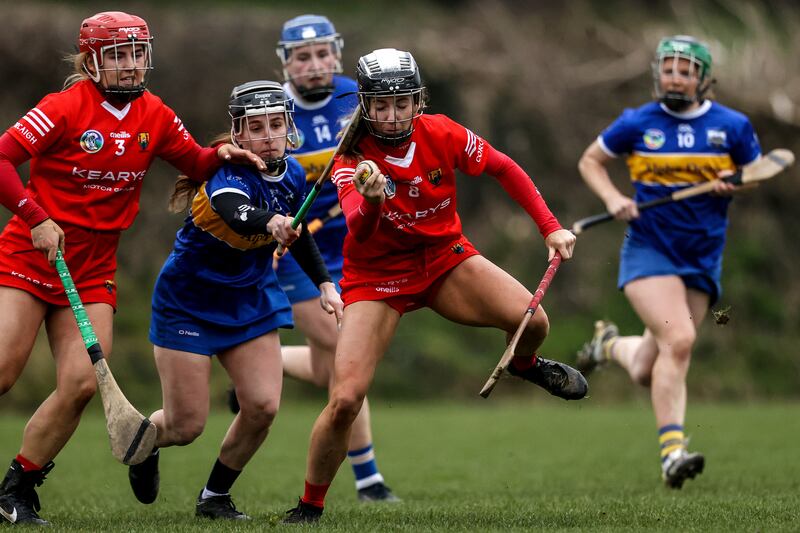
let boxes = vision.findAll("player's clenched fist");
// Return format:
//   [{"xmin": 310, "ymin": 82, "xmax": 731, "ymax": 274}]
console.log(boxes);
[
  {"xmin": 267, "ymin": 215, "xmax": 302, "ymax": 247},
  {"xmin": 354, "ymin": 160, "xmax": 386, "ymax": 204}
]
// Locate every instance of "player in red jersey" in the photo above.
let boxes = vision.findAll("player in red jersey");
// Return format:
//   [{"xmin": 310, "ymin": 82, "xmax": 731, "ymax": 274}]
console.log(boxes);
[
  {"xmin": 284, "ymin": 48, "xmax": 587, "ymax": 523},
  {"xmin": 0, "ymin": 12, "xmax": 263, "ymax": 526}
]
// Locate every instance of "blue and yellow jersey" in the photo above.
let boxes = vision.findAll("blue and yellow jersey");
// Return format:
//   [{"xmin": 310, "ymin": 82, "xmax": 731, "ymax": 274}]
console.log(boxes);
[
  {"xmin": 599, "ymin": 100, "xmax": 760, "ymax": 268},
  {"xmin": 279, "ymin": 75, "xmax": 357, "ymax": 275},
  {"xmin": 170, "ymin": 157, "xmax": 307, "ymax": 289}
]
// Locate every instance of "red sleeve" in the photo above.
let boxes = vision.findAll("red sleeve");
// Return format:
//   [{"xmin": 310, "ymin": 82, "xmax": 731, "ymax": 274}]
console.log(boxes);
[
  {"xmin": 164, "ymin": 145, "xmax": 220, "ymax": 183},
  {"xmin": 0, "ymin": 133, "xmax": 49, "ymax": 227},
  {"xmin": 7, "ymin": 93, "xmax": 67, "ymax": 157},
  {"xmin": 332, "ymin": 158, "xmax": 382, "ymax": 241},
  {"xmin": 155, "ymin": 101, "xmax": 221, "ymax": 182},
  {"xmin": 484, "ymin": 144, "xmax": 562, "ymax": 238}
]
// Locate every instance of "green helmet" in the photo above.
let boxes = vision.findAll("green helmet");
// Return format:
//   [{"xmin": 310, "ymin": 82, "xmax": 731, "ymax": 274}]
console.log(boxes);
[{"xmin": 653, "ymin": 35, "xmax": 713, "ymax": 111}]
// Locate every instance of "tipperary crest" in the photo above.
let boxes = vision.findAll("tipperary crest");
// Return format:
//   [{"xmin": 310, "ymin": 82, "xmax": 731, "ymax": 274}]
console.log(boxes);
[
  {"xmin": 451, "ymin": 242, "xmax": 465, "ymax": 254},
  {"xmin": 643, "ymin": 129, "xmax": 665, "ymax": 150},
  {"xmin": 79, "ymin": 130, "xmax": 104, "ymax": 153},
  {"xmin": 427, "ymin": 168, "xmax": 442, "ymax": 186},
  {"xmin": 137, "ymin": 132, "xmax": 150, "ymax": 151}
]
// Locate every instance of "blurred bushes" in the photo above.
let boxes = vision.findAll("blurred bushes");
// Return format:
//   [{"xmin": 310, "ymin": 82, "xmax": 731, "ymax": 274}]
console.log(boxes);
[{"xmin": 1, "ymin": 0, "xmax": 799, "ymax": 411}]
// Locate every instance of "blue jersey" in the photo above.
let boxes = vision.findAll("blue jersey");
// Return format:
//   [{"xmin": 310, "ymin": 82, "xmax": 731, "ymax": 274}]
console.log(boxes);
[
  {"xmin": 280, "ymin": 75, "xmax": 357, "ymax": 276},
  {"xmin": 153, "ymin": 158, "xmax": 306, "ymax": 330},
  {"xmin": 600, "ymin": 100, "xmax": 760, "ymax": 282}
]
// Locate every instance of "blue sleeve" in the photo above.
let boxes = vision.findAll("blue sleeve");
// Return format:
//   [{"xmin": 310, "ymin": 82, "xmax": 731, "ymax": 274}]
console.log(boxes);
[
  {"xmin": 729, "ymin": 118, "xmax": 761, "ymax": 166},
  {"xmin": 205, "ymin": 165, "xmax": 254, "ymax": 200},
  {"xmin": 290, "ymin": 159, "xmax": 309, "ymax": 214},
  {"xmin": 599, "ymin": 108, "xmax": 639, "ymax": 156}
]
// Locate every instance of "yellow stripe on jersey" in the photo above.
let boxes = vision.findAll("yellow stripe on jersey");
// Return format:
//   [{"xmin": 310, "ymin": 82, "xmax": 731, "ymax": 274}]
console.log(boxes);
[
  {"xmin": 294, "ymin": 147, "xmax": 336, "ymax": 182},
  {"xmin": 627, "ymin": 152, "xmax": 736, "ymax": 186},
  {"xmin": 190, "ymin": 185, "xmax": 274, "ymax": 251}
]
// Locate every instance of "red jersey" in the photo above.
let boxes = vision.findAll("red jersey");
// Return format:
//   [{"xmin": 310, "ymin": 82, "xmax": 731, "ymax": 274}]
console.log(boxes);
[
  {"xmin": 7, "ymin": 80, "xmax": 203, "ymax": 231},
  {"xmin": 332, "ymin": 114, "xmax": 489, "ymax": 265}
]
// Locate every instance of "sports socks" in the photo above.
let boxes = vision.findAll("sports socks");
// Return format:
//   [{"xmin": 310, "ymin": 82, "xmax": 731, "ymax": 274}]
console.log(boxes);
[
  {"xmin": 15, "ymin": 454, "xmax": 41, "ymax": 472},
  {"xmin": 202, "ymin": 458, "xmax": 241, "ymax": 498},
  {"xmin": 301, "ymin": 480, "xmax": 330, "ymax": 508},
  {"xmin": 347, "ymin": 444, "xmax": 385, "ymax": 490},
  {"xmin": 510, "ymin": 354, "xmax": 538, "ymax": 372},
  {"xmin": 602, "ymin": 337, "xmax": 617, "ymax": 362},
  {"xmin": 659, "ymin": 424, "xmax": 686, "ymax": 462}
]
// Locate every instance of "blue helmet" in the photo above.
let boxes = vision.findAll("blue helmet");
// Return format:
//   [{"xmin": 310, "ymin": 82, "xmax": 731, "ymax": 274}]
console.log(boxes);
[{"xmin": 276, "ymin": 15, "xmax": 343, "ymax": 66}]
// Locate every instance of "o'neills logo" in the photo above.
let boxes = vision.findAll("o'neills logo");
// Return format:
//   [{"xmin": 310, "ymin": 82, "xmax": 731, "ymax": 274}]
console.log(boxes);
[{"xmin": 79, "ymin": 130, "xmax": 104, "ymax": 153}]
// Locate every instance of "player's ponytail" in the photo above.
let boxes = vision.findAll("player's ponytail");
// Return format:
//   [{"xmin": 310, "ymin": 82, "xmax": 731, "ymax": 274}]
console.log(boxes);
[
  {"xmin": 168, "ymin": 132, "xmax": 230, "ymax": 213},
  {"xmin": 63, "ymin": 52, "xmax": 90, "ymax": 90}
]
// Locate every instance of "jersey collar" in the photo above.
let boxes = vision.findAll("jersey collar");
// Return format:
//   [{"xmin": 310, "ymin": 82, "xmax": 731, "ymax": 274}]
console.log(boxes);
[
  {"xmin": 659, "ymin": 99, "xmax": 712, "ymax": 120},
  {"xmin": 259, "ymin": 162, "xmax": 287, "ymax": 182}
]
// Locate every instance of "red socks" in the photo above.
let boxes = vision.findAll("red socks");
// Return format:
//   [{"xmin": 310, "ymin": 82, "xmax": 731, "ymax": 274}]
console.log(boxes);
[
  {"xmin": 511, "ymin": 354, "xmax": 538, "ymax": 372},
  {"xmin": 301, "ymin": 480, "xmax": 330, "ymax": 508},
  {"xmin": 15, "ymin": 454, "xmax": 41, "ymax": 471}
]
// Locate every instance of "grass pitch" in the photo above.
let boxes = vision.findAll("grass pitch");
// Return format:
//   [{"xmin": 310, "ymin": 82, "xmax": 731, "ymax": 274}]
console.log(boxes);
[{"xmin": 0, "ymin": 401, "xmax": 797, "ymax": 531}]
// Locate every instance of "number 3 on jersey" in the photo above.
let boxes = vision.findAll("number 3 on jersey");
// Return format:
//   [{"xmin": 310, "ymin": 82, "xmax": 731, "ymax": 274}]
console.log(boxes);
[{"xmin": 114, "ymin": 139, "xmax": 126, "ymax": 156}]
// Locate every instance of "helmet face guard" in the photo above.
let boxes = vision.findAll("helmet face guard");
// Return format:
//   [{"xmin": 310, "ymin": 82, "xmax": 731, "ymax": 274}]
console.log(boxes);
[
  {"xmin": 276, "ymin": 15, "xmax": 343, "ymax": 101},
  {"xmin": 356, "ymin": 48, "xmax": 425, "ymax": 147},
  {"xmin": 228, "ymin": 81, "xmax": 299, "ymax": 171},
  {"xmin": 79, "ymin": 11, "xmax": 153, "ymax": 103},
  {"xmin": 652, "ymin": 35, "xmax": 712, "ymax": 112}
]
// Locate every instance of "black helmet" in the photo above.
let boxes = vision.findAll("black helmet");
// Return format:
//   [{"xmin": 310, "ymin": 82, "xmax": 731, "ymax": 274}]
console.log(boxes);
[
  {"xmin": 228, "ymin": 80, "xmax": 299, "ymax": 169},
  {"xmin": 356, "ymin": 48, "xmax": 424, "ymax": 146}
]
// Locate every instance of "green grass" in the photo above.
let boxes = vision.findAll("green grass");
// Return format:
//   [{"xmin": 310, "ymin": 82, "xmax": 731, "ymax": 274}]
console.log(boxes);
[{"xmin": 1, "ymin": 401, "xmax": 798, "ymax": 531}]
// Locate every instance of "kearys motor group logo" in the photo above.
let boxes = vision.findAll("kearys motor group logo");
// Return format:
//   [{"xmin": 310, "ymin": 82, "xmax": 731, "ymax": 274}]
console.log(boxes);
[
  {"xmin": 79, "ymin": 130, "xmax": 104, "ymax": 153},
  {"xmin": 643, "ymin": 129, "xmax": 665, "ymax": 150}
]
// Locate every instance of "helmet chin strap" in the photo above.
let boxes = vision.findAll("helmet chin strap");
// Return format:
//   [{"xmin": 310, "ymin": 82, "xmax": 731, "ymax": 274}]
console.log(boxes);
[
  {"xmin": 661, "ymin": 91, "xmax": 697, "ymax": 112},
  {"xmin": 102, "ymin": 87, "xmax": 146, "ymax": 105},
  {"xmin": 294, "ymin": 83, "xmax": 334, "ymax": 102}
]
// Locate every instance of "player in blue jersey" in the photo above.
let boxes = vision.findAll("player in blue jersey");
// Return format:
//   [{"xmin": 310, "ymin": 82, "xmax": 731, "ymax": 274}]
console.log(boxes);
[
  {"xmin": 260, "ymin": 14, "xmax": 399, "ymax": 502},
  {"xmin": 126, "ymin": 80, "xmax": 343, "ymax": 519},
  {"xmin": 575, "ymin": 36, "xmax": 761, "ymax": 489}
]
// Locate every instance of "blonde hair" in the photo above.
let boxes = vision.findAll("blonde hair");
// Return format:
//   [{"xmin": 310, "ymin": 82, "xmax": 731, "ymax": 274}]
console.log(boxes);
[
  {"xmin": 63, "ymin": 52, "xmax": 90, "ymax": 90},
  {"xmin": 168, "ymin": 133, "xmax": 230, "ymax": 213}
]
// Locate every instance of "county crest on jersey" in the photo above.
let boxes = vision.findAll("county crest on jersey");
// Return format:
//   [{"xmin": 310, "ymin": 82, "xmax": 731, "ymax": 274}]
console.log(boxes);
[
  {"xmin": 598, "ymin": 99, "xmax": 761, "ymax": 272},
  {"xmin": 6, "ymin": 80, "xmax": 200, "ymax": 231}
]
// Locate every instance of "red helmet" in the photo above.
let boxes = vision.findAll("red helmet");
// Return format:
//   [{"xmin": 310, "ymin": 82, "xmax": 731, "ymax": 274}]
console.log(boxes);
[{"xmin": 78, "ymin": 12, "xmax": 154, "ymax": 102}]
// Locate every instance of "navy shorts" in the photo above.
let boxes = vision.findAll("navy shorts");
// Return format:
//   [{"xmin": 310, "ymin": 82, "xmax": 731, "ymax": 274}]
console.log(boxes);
[
  {"xmin": 618, "ymin": 236, "xmax": 721, "ymax": 306},
  {"xmin": 149, "ymin": 256, "xmax": 293, "ymax": 356}
]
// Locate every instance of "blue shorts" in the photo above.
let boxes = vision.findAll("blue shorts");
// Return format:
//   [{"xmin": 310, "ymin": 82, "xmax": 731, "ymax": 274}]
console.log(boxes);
[
  {"xmin": 277, "ymin": 266, "xmax": 343, "ymax": 304},
  {"xmin": 149, "ymin": 257, "xmax": 293, "ymax": 356},
  {"xmin": 618, "ymin": 236, "xmax": 721, "ymax": 306}
]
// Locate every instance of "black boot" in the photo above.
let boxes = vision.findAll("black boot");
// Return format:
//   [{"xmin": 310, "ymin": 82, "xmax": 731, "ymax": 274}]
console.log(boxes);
[
  {"xmin": 0, "ymin": 459, "xmax": 54, "ymax": 526},
  {"xmin": 283, "ymin": 499, "xmax": 323, "ymax": 524},
  {"xmin": 508, "ymin": 356, "xmax": 589, "ymax": 400},
  {"xmin": 128, "ymin": 449, "xmax": 160, "ymax": 504}
]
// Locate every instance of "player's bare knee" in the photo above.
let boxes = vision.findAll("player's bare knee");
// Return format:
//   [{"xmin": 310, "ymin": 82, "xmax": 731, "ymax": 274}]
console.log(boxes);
[
  {"xmin": 239, "ymin": 398, "xmax": 279, "ymax": 428},
  {"xmin": 663, "ymin": 332, "xmax": 695, "ymax": 363},
  {"xmin": 67, "ymin": 377, "xmax": 98, "ymax": 406},
  {"xmin": 170, "ymin": 419, "xmax": 205, "ymax": 445},
  {"xmin": 329, "ymin": 391, "xmax": 364, "ymax": 429}
]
